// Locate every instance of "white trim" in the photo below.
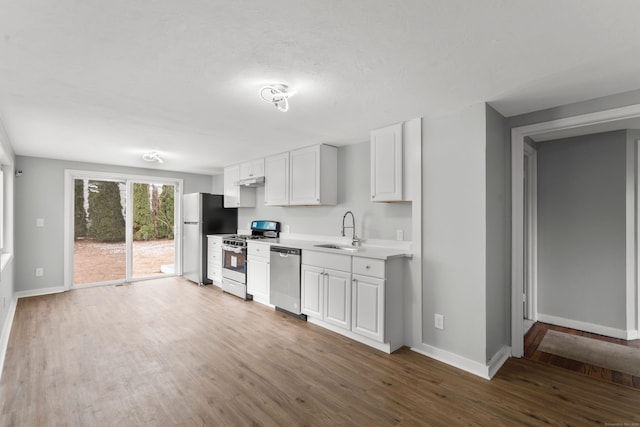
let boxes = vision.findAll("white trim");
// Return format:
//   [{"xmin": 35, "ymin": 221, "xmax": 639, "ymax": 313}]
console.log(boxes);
[
  {"xmin": 14, "ymin": 286, "xmax": 66, "ymax": 299},
  {"xmin": 635, "ymin": 139, "xmax": 640, "ymax": 341},
  {"xmin": 628, "ymin": 139, "xmax": 637, "ymax": 336},
  {"xmin": 64, "ymin": 169, "xmax": 183, "ymax": 289},
  {"xmin": 511, "ymin": 103, "xmax": 640, "ymax": 358},
  {"xmin": 536, "ymin": 313, "xmax": 629, "ymax": 340},
  {"xmin": 523, "ymin": 143, "xmax": 538, "ymax": 322},
  {"xmin": 410, "ymin": 344, "xmax": 511, "ymax": 380},
  {"xmin": 125, "ymin": 181, "xmax": 133, "ymax": 279},
  {"xmin": 0, "ymin": 296, "xmax": 17, "ymax": 381},
  {"xmin": 487, "ymin": 346, "xmax": 512, "ymax": 379},
  {"xmin": 407, "ymin": 117, "xmax": 423, "ymax": 350},
  {"xmin": 0, "ymin": 253, "xmax": 12, "ymax": 272},
  {"xmin": 306, "ymin": 316, "xmax": 394, "ymax": 354}
]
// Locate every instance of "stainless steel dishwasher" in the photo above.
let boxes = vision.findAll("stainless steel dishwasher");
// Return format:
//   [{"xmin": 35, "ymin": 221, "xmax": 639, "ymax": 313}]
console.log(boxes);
[{"xmin": 269, "ymin": 246, "xmax": 306, "ymax": 320}]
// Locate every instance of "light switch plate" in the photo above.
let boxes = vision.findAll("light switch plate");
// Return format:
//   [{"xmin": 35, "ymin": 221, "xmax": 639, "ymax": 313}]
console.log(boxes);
[
  {"xmin": 434, "ymin": 313, "xmax": 444, "ymax": 330},
  {"xmin": 36, "ymin": 218, "xmax": 44, "ymax": 227}
]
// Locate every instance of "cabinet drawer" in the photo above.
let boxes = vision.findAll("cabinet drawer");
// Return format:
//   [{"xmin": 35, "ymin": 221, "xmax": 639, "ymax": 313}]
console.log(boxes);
[
  {"xmin": 352, "ymin": 257, "xmax": 385, "ymax": 278},
  {"xmin": 247, "ymin": 242, "xmax": 270, "ymax": 259},
  {"xmin": 302, "ymin": 251, "xmax": 350, "ymax": 272}
]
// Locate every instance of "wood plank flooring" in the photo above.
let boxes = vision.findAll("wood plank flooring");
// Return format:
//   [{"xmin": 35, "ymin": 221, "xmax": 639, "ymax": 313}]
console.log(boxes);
[
  {"xmin": 525, "ymin": 321, "xmax": 640, "ymax": 389},
  {"xmin": 1, "ymin": 278, "xmax": 639, "ymax": 426}
]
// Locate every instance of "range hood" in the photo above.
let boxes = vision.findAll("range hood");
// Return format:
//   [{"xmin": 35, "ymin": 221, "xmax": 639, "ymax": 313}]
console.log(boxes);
[{"xmin": 238, "ymin": 176, "xmax": 265, "ymax": 187}]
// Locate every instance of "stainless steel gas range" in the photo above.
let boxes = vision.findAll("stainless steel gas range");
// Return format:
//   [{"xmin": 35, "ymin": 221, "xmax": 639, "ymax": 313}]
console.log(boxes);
[{"xmin": 221, "ymin": 220, "xmax": 280, "ymax": 300}]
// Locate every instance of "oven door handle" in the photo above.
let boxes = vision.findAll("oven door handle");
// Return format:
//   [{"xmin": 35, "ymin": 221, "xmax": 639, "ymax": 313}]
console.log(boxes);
[{"xmin": 222, "ymin": 245, "xmax": 244, "ymax": 254}]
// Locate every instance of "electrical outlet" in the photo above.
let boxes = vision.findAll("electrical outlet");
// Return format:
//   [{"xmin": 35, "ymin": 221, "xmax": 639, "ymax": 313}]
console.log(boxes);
[
  {"xmin": 35, "ymin": 268, "xmax": 44, "ymax": 277},
  {"xmin": 396, "ymin": 229, "xmax": 404, "ymax": 241},
  {"xmin": 434, "ymin": 313, "xmax": 444, "ymax": 330},
  {"xmin": 284, "ymin": 225, "xmax": 290, "ymax": 233}
]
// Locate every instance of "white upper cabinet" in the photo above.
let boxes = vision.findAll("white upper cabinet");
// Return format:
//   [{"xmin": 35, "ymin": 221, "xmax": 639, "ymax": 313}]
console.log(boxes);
[
  {"xmin": 289, "ymin": 144, "xmax": 337, "ymax": 205},
  {"xmin": 239, "ymin": 158, "xmax": 265, "ymax": 181},
  {"xmin": 371, "ymin": 123, "xmax": 404, "ymax": 202},
  {"xmin": 223, "ymin": 165, "xmax": 256, "ymax": 208},
  {"xmin": 370, "ymin": 119, "xmax": 420, "ymax": 202},
  {"xmin": 264, "ymin": 152, "xmax": 290, "ymax": 206}
]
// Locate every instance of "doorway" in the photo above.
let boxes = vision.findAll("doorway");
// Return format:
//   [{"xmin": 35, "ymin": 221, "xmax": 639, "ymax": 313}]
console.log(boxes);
[
  {"xmin": 64, "ymin": 170, "xmax": 183, "ymax": 288},
  {"xmin": 511, "ymin": 104, "xmax": 640, "ymax": 357}
]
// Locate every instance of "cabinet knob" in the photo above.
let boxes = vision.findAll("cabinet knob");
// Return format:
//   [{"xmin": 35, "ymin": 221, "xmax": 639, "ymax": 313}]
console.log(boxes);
[
  {"xmin": 352, "ymin": 278, "xmax": 357, "ymax": 282},
  {"xmin": 366, "ymin": 265, "xmax": 371, "ymax": 269}
]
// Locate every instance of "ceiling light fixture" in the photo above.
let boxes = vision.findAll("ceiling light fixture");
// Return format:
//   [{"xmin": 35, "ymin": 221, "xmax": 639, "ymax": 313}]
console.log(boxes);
[
  {"xmin": 259, "ymin": 84, "xmax": 295, "ymax": 112},
  {"xmin": 142, "ymin": 151, "xmax": 163, "ymax": 164}
]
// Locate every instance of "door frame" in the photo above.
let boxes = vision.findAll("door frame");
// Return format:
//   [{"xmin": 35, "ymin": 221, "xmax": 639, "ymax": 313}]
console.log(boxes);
[
  {"xmin": 63, "ymin": 169, "xmax": 183, "ymax": 290},
  {"xmin": 523, "ymin": 142, "xmax": 537, "ymax": 323},
  {"xmin": 511, "ymin": 103, "xmax": 640, "ymax": 357}
]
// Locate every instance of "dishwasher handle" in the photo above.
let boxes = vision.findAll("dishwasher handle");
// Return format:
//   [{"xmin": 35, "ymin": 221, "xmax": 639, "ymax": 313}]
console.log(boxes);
[{"xmin": 270, "ymin": 246, "xmax": 301, "ymax": 256}]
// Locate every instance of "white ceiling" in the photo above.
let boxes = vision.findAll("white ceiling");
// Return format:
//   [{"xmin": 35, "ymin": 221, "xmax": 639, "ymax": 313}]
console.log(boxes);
[{"xmin": 1, "ymin": 0, "xmax": 640, "ymax": 175}]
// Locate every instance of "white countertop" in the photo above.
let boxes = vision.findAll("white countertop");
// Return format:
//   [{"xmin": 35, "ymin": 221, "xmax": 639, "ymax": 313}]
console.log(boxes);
[{"xmin": 250, "ymin": 238, "xmax": 411, "ymax": 260}]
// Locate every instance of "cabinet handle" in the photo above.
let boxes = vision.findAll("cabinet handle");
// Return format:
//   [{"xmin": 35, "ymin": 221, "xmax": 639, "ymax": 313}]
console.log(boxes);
[{"xmin": 352, "ymin": 278, "xmax": 357, "ymax": 283}]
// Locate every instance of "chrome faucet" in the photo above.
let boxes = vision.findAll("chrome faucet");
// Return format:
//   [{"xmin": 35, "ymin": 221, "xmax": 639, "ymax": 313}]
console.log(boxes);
[{"xmin": 341, "ymin": 211, "xmax": 361, "ymax": 246}]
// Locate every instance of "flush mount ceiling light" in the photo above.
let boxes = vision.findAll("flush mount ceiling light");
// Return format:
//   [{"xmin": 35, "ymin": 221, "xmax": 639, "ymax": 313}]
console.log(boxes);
[
  {"xmin": 142, "ymin": 151, "xmax": 163, "ymax": 164},
  {"xmin": 259, "ymin": 84, "xmax": 295, "ymax": 112}
]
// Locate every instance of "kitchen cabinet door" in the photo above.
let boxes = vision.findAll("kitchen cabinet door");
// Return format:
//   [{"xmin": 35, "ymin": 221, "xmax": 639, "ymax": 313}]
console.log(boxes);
[
  {"xmin": 207, "ymin": 236, "xmax": 223, "ymax": 286},
  {"xmin": 224, "ymin": 165, "xmax": 256, "ymax": 208},
  {"xmin": 323, "ymin": 268, "xmax": 351, "ymax": 330},
  {"xmin": 265, "ymin": 152, "xmax": 290, "ymax": 206},
  {"xmin": 371, "ymin": 123, "xmax": 403, "ymax": 202},
  {"xmin": 290, "ymin": 145, "xmax": 320, "ymax": 204},
  {"xmin": 240, "ymin": 158, "xmax": 265, "ymax": 180},
  {"xmin": 301, "ymin": 265, "xmax": 323, "ymax": 319},
  {"xmin": 247, "ymin": 257, "xmax": 269, "ymax": 304},
  {"xmin": 351, "ymin": 274, "xmax": 385, "ymax": 342},
  {"xmin": 289, "ymin": 144, "xmax": 337, "ymax": 205}
]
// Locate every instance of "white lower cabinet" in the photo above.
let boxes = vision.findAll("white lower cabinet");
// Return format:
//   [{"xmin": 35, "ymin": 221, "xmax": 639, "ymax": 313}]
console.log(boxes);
[
  {"xmin": 351, "ymin": 274, "xmax": 385, "ymax": 342},
  {"xmin": 324, "ymin": 269, "xmax": 351, "ymax": 330},
  {"xmin": 301, "ymin": 265, "xmax": 323, "ymax": 318},
  {"xmin": 302, "ymin": 250, "xmax": 405, "ymax": 354},
  {"xmin": 247, "ymin": 242, "xmax": 270, "ymax": 305},
  {"xmin": 301, "ymin": 266, "xmax": 351, "ymax": 331},
  {"xmin": 301, "ymin": 252, "xmax": 351, "ymax": 331},
  {"xmin": 207, "ymin": 236, "xmax": 224, "ymax": 286}
]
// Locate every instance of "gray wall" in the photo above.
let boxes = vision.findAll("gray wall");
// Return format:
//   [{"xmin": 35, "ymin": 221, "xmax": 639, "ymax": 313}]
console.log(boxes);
[
  {"xmin": 14, "ymin": 156, "xmax": 214, "ymax": 292},
  {"xmin": 422, "ymin": 103, "xmax": 487, "ymax": 363},
  {"xmin": 237, "ymin": 142, "xmax": 412, "ymax": 241},
  {"xmin": 537, "ymin": 131, "xmax": 627, "ymax": 329},
  {"xmin": 485, "ymin": 104, "xmax": 509, "ymax": 360},
  {"xmin": 212, "ymin": 174, "xmax": 223, "ymax": 194}
]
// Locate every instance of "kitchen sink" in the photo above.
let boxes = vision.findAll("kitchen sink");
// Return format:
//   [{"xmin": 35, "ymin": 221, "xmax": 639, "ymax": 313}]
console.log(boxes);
[{"xmin": 313, "ymin": 243, "xmax": 360, "ymax": 252}]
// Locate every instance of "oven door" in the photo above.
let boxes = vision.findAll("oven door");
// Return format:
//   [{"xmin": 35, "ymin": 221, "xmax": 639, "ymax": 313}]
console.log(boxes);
[{"xmin": 222, "ymin": 245, "xmax": 247, "ymax": 284}]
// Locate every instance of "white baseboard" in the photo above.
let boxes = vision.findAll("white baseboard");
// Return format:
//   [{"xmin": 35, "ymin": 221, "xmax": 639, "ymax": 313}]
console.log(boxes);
[
  {"xmin": 410, "ymin": 344, "xmax": 511, "ymax": 380},
  {"xmin": 0, "ymin": 296, "xmax": 17, "ymax": 381},
  {"xmin": 14, "ymin": 286, "xmax": 66, "ymax": 299},
  {"xmin": 626, "ymin": 330, "xmax": 639, "ymax": 340},
  {"xmin": 306, "ymin": 317, "xmax": 394, "ymax": 354},
  {"xmin": 537, "ymin": 313, "xmax": 629, "ymax": 340}
]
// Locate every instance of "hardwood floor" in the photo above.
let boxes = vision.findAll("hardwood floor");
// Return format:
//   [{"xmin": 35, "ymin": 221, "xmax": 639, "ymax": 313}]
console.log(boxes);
[
  {"xmin": 1, "ymin": 278, "xmax": 638, "ymax": 426},
  {"xmin": 525, "ymin": 321, "xmax": 640, "ymax": 389}
]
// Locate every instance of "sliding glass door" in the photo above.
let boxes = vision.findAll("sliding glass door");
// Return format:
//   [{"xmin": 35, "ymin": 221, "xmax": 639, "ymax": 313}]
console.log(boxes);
[
  {"xmin": 65, "ymin": 171, "xmax": 182, "ymax": 288},
  {"xmin": 73, "ymin": 178, "xmax": 127, "ymax": 286},
  {"xmin": 130, "ymin": 182, "xmax": 176, "ymax": 279}
]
